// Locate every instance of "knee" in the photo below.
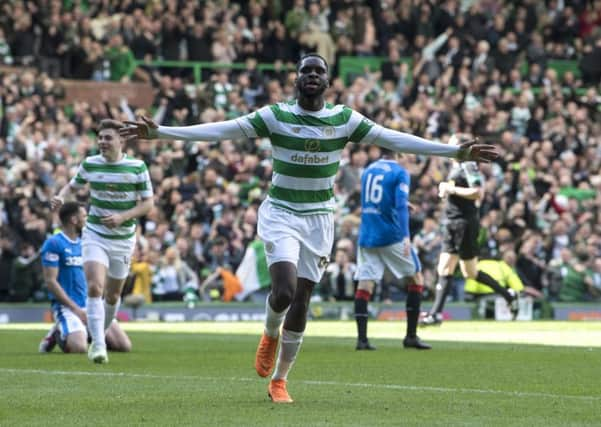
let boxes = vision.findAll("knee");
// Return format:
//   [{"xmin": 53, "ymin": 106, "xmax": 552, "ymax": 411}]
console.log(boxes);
[
  {"xmin": 105, "ymin": 293, "xmax": 120, "ymax": 305},
  {"xmin": 271, "ymin": 284, "xmax": 295, "ymax": 310},
  {"xmin": 437, "ymin": 261, "xmax": 451, "ymax": 276},
  {"xmin": 269, "ymin": 265, "xmax": 297, "ymax": 310},
  {"xmin": 86, "ymin": 277, "xmax": 104, "ymax": 296}
]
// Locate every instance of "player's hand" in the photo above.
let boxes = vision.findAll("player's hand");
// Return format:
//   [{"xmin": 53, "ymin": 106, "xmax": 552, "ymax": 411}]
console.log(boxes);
[
  {"xmin": 50, "ymin": 195, "xmax": 64, "ymax": 211},
  {"xmin": 74, "ymin": 307, "xmax": 87, "ymax": 323},
  {"xmin": 101, "ymin": 213, "xmax": 127, "ymax": 228},
  {"xmin": 119, "ymin": 116, "xmax": 159, "ymax": 141},
  {"xmin": 402, "ymin": 238, "xmax": 411, "ymax": 258},
  {"xmin": 455, "ymin": 138, "xmax": 499, "ymax": 163},
  {"xmin": 438, "ymin": 181, "xmax": 454, "ymax": 198},
  {"xmin": 438, "ymin": 183, "xmax": 446, "ymax": 198}
]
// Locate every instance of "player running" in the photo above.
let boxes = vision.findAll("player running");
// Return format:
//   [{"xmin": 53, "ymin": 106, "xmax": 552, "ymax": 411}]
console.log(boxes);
[
  {"xmin": 354, "ymin": 149, "xmax": 431, "ymax": 351},
  {"xmin": 51, "ymin": 119, "xmax": 153, "ymax": 363},
  {"xmin": 120, "ymin": 54, "xmax": 497, "ymax": 402},
  {"xmin": 39, "ymin": 202, "xmax": 131, "ymax": 354},
  {"xmin": 421, "ymin": 135, "xmax": 517, "ymax": 326}
]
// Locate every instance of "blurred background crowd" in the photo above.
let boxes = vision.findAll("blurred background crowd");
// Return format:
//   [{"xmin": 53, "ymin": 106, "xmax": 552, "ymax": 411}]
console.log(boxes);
[{"xmin": 0, "ymin": 0, "xmax": 600, "ymax": 306}]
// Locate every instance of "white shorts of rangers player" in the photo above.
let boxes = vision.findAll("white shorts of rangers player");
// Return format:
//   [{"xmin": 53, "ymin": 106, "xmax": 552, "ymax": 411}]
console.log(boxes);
[
  {"xmin": 52, "ymin": 303, "xmax": 88, "ymax": 341},
  {"xmin": 355, "ymin": 241, "xmax": 422, "ymax": 282},
  {"xmin": 257, "ymin": 198, "xmax": 334, "ymax": 283},
  {"xmin": 81, "ymin": 228, "xmax": 135, "ymax": 280}
]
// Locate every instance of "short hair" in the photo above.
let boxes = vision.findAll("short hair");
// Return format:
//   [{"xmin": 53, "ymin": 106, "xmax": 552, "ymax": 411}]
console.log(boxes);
[
  {"xmin": 97, "ymin": 118, "xmax": 124, "ymax": 133},
  {"xmin": 59, "ymin": 201, "xmax": 82, "ymax": 225},
  {"xmin": 296, "ymin": 53, "xmax": 329, "ymax": 71}
]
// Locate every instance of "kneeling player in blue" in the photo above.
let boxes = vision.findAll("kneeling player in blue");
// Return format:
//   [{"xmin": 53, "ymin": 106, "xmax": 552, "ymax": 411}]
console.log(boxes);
[
  {"xmin": 354, "ymin": 149, "xmax": 431, "ymax": 350},
  {"xmin": 38, "ymin": 202, "xmax": 131, "ymax": 354}
]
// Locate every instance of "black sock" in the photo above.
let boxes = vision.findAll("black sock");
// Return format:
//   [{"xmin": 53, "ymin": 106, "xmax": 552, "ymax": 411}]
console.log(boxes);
[
  {"xmin": 476, "ymin": 271, "xmax": 511, "ymax": 302},
  {"xmin": 354, "ymin": 297, "xmax": 368, "ymax": 342},
  {"xmin": 406, "ymin": 289, "xmax": 421, "ymax": 338},
  {"xmin": 430, "ymin": 275, "xmax": 453, "ymax": 315}
]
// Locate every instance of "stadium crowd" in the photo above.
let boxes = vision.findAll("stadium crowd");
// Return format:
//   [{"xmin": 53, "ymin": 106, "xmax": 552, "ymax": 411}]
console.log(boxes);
[{"xmin": 0, "ymin": 0, "xmax": 600, "ymax": 306}]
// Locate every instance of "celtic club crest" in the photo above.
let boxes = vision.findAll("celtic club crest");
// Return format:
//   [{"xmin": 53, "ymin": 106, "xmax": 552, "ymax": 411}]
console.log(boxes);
[
  {"xmin": 304, "ymin": 139, "xmax": 320, "ymax": 152},
  {"xmin": 323, "ymin": 126, "xmax": 335, "ymax": 137}
]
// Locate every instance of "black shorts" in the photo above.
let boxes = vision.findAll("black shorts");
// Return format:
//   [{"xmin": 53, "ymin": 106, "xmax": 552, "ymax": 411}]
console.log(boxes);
[{"xmin": 441, "ymin": 219, "xmax": 479, "ymax": 259}]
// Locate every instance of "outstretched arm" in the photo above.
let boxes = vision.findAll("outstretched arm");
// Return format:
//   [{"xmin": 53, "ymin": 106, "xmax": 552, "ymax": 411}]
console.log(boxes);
[
  {"xmin": 120, "ymin": 116, "xmax": 248, "ymax": 141},
  {"xmin": 50, "ymin": 182, "xmax": 76, "ymax": 210},
  {"xmin": 156, "ymin": 120, "xmax": 247, "ymax": 141},
  {"xmin": 439, "ymin": 182, "xmax": 482, "ymax": 200},
  {"xmin": 374, "ymin": 127, "xmax": 459, "ymax": 157},
  {"xmin": 373, "ymin": 128, "xmax": 498, "ymax": 162},
  {"xmin": 350, "ymin": 111, "xmax": 498, "ymax": 162}
]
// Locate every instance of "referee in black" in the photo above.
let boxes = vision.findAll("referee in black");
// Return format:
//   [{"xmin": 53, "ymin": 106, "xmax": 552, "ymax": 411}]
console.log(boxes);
[{"xmin": 421, "ymin": 135, "xmax": 518, "ymax": 326}]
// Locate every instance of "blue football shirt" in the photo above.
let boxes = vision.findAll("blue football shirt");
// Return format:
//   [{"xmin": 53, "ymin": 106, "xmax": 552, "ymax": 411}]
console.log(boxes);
[
  {"xmin": 358, "ymin": 159, "xmax": 411, "ymax": 248},
  {"xmin": 40, "ymin": 232, "xmax": 87, "ymax": 308}
]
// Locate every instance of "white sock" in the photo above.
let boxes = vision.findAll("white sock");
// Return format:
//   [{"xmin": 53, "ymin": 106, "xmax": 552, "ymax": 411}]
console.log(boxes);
[
  {"xmin": 87, "ymin": 297, "xmax": 106, "ymax": 349},
  {"xmin": 44, "ymin": 323, "xmax": 58, "ymax": 339},
  {"xmin": 104, "ymin": 298, "xmax": 121, "ymax": 330},
  {"xmin": 264, "ymin": 294, "xmax": 288, "ymax": 338},
  {"xmin": 272, "ymin": 329, "xmax": 303, "ymax": 381}
]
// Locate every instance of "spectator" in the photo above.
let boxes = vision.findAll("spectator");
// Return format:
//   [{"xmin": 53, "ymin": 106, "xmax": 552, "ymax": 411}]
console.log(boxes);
[
  {"xmin": 284, "ymin": 0, "xmax": 308, "ymax": 39},
  {"xmin": 104, "ymin": 34, "xmax": 136, "ymax": 82},
  {"xmin": 0, "ymin": 28, "xmax": 13, "ymax": 65},
  {"xmin": 0, "ymin": 0, "xmax": 599, "ymax": 309},
  {"xmin": 201, "ymin": 236, "xmax": 241, "ymax": 277},
  {"xmin": 126, "ymin": 246, "xmax": 154, "ymax": 305},
  {"xmin": 152, "ymin": 246, "xmax": 199, "ymax": 302},
  {"xmin": 555, "ymin": 248, "xmax": 597, "ymax": 302},
  {"xmin": 212, "ymin": 30, "xmax": 237, "ymax": 64},
  {"xmin": 7, "ymin": 241, "xmax": 42, "ymax": 302},
  {"xmin": 186, "ymin": 22, "xmax": 212, "ymax": 62},
  {"xmin": 413, "ymin": 217, "xmax": 442, "ymax": 288},
  {"xmin": 323, "ymin": 248, "xmax": 357, "ymax": 302},
  {"xmin": 580, "ymin": 38, "xmax": 601, "ymax": 85}
]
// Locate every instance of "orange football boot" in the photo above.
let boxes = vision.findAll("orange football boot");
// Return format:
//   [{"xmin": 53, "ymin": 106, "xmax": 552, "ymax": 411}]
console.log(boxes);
[
  {"xmin": 268, "ymin": 379, "xmax": 293, "ymax": 403},
  {"xmin": 254, "ymin": 333, "xmax": 278, "ymax": 377}
]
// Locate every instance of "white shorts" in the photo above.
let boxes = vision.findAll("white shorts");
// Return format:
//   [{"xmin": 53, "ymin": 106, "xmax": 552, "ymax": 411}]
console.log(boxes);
[
  {"xmin": 52, "ymin": 304, "xmax": 88, "ymax": 341},
  {"xmin": 257, "ymin": 199, "xmax": 334, "ymax": 283},
  {"xmin": 355, "ymin": 241, "xmax": 421, "ymax": 282},
  {"xmin": 82, "ymin": 228, "xmax": 134, "ymax": 280}
]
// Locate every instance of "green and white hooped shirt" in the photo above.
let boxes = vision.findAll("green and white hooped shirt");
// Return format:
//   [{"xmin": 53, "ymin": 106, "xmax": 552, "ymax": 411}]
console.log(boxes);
[
  {"xmin": 155, "ymin": 100, "xmax": 460, "ymax": 216},
  {"xmin": 70, "ymin": 155, "xmax": 153, "ymax": 239},
  {"xmin": 237, "ymin": 101, "xmax": 381, "ymax": 215}
]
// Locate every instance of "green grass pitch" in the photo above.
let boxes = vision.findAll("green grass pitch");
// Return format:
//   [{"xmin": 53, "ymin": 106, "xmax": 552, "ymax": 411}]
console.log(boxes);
[{"xmin": 1, "ymin": 321, "xmax": 600, "ymax": 426}]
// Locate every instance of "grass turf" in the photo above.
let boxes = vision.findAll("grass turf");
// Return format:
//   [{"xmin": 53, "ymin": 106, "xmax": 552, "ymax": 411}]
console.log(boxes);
[{"xmin": 1, "ymin": 321, "xmax": 600, "ymax": 426}]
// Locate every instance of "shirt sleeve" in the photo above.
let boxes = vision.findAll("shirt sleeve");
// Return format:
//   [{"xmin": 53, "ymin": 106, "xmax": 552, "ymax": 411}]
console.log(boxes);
[
  {"xmin": 41, "ymin": 238, "xmax": 60, "ymax": 268},
  {"xmin": 69, "ymin": 163, "xmax": 87, "ymax": 189},
  {"xmin": 235, "ymin": 106, "xmax": 272, "ymax": 138},
  {"xmin": 347, "ymin": 110, "xmax": 383, "ymax": 144},
  {"xmin": 157, "ymin": 120, "xmax": 247, "ymax": 141},
  {"xmin": 462, "ymin": 162, "xmax": 483, "ymax": 187},
  {"xmin": 373, "ymin": 127, "xmax": 460, "ymax": 158},
  {"xmin": 395, "ymin": 168, "xmax": 411, "ymax": 229}
]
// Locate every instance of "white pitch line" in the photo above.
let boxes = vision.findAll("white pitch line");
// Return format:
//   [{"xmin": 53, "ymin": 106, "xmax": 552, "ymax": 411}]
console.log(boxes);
[{"xmin": 1, "ymin": 368, "xmax": 600, "ymax": 402}]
